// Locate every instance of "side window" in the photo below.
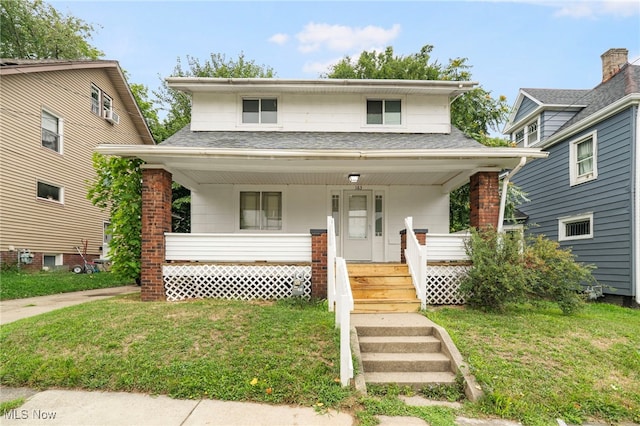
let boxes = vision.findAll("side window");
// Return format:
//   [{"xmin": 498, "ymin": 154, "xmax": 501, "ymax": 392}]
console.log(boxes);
[
  {"xmin": 37, "ymin": 180, "xmax": 63, "ymax": 203},
  {"xmin": 367, "ymin": 99, "xmax": 401, "ymax": 125},
  {"xmin": 558, "ymin": 213, "xmax": 593, "ymax": 241},
  {"xmin": 570, "ymin": 132, "xmax": 598, "ymax": 186},
  {"xmin": 242, "ymin": 98, "xmax": 277, "ymax": 124},
  {"xmin": 41, "ymin": 109, "xmax": 62, "ymax": 153},
  {"xmin": 103, "ymin": 93, "xmax": 113, "ymax": 117},
  {"xmin": 239, "ymin": 191, "xmax": 282, "ymax": 230},
  {"xmin": 91, "ymin": 85, "xmax": 101, "ymax": 115}
]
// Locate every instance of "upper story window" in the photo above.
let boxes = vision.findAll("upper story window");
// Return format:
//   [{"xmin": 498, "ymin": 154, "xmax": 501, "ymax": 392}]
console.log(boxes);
[
  {"xmin": 102, "ymin": 93, "xmax": 113, "ymax": 116},
  {"xmin": 242, "ymin": 98, "xmax": 277, "ymax": 124},
  {"xmin": 512, "ymin": 117, "xmax": 539, "ymax": 146},
  {"xmin": 570, "ymin": 132, "xmax": 598, "ymax": 186},
  {"xmin": 367, "ymin": 99, "xmax": 401, "ymax": 125},
  {"xmin": 41, "ymin": 109, "xmax": 62, "ymax": 153},
  {"xmin": 91, "ymin": 85, "xmax": 101, "ymax": 115},
  {"xmin": 37, "ymin": 180, "xmax": 63, "ymax": 203},
  {"xmin": 240, "ymin": 191, "xmax": 282, "ymax": 230},
  {"xmin": 558, "ymin": 213, "xmax": 593, "ymax": 241}
]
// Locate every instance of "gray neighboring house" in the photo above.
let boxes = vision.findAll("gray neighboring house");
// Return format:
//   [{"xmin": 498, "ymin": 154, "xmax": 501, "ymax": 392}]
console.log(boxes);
[{"xmin": 503, "ymin": 48, "xmax": 640, "ymax": 305}]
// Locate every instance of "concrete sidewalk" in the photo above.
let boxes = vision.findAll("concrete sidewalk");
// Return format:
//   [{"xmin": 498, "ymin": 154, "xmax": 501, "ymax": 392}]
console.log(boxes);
[{"xmin": 0, "ymin": 286, "xmax": 140, "ymax": 325}]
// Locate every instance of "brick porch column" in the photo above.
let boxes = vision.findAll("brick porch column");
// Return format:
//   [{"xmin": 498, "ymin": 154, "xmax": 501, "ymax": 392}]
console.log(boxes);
[
  {"xmin": 399, "ymin": 228, "xmax": 428, "ymax": 263},
  {"xmin": 470, "ymin": 171, "xmax": 500, "ymax": 229},
  {"xmin": 310, "ymin": 229, "xmax": 328, "ymax": 299},
  {"xmin": 141, "ymin": 167, "xmax": 172, "ymax": 301}
]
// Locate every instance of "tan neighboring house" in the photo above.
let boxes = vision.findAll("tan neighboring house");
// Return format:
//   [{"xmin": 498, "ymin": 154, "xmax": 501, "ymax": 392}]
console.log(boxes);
[{"xmin": 0, "ymin": 59, "xmax": 154, "ymax": 270}]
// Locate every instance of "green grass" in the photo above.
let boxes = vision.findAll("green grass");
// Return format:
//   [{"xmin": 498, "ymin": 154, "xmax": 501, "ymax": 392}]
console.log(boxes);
[
  {"xmin": 0, "ymin": 296, "xmax": 355, "ymax": 409},
  {"xmin": 0, "ymin": 397, "xmax": 25, "ymax": 416},
  {"xmin": 426, "ymin": 302, "xmax": 640, "ymax": 425},
  {"xmin": 0, "ymin": 270, "xmax": 134, "ymax": 300}
]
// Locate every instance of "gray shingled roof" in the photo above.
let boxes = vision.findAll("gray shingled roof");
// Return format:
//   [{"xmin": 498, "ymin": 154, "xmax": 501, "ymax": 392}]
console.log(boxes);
[
  {"xmin": 160, "ymin": 126, "xmax": 488, "ymax": 150},
  {"xmin": 521, "ymin": 88, "xmax": 591, "ymax": 106}
]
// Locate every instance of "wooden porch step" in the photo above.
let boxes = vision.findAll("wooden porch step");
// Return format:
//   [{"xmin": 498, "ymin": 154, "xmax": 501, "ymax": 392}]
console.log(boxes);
[
  {"xmin": 353, "ymin": 299, "xmax": 421, "ymax": 313},
  {"xmin": 350, "ymin": 275, "xmax": 412, "ymax": 286},
  {"xmin": 352, "ymin": 287, "xmax": 416, "ymax": 299},
  {"xmin": 347, "ymin": 263, "xmax": 410, "ymax": 276}
]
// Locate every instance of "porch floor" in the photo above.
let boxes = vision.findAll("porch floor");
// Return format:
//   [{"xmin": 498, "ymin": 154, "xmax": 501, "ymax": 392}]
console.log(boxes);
[{"xmin": 347, "ymin": 263, "xmax": 421, "ymax": 313}]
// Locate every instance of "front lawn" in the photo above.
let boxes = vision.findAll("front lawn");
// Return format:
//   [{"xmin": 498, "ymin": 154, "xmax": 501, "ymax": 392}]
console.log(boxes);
[{"xmin": 0, "ymin": 270, "xmax": 134, "ymax": 300}]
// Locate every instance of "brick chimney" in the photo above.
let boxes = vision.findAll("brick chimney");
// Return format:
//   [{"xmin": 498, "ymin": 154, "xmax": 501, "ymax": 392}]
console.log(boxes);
[{"xmin": 601, "ymin": 48, "xmax": 628, "ymax": 83}]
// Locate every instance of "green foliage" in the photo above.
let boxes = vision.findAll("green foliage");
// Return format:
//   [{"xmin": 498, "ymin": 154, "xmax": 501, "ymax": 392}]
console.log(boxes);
[
  {"xmin": 0, "ymin": 0, "xmax": 102, "ymax": 59},
  {"xmin": 460, "ymin": 228, "xmax": 594, "ymax": 314},
  {"xmin": 87, "ymin": 153, "xmax": 143, "ymax": 282}
]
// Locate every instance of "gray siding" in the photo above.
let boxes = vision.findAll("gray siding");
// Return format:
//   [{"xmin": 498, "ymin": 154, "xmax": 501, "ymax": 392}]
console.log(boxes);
[
  {"xmin": 514, "ymin": 96, "xmax": 538, "ymax": 123},
  {"xmin": 513, "ymin": 108, "xmax": 634, "ymax": 296},
  {"xmin": 541, "ymin": 110, "xmax": 579, "ymax": 140}
]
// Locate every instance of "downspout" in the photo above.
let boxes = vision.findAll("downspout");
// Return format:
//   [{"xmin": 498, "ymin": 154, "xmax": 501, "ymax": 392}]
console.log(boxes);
[{"xmin": 497, "ymin": 157, "xmax": 527, "ymax": 233}]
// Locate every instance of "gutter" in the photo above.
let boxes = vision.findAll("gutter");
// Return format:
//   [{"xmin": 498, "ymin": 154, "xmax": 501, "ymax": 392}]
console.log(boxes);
[{"xmin": 497, "ymin": 156, "xmax": 527, "ymax": 233}]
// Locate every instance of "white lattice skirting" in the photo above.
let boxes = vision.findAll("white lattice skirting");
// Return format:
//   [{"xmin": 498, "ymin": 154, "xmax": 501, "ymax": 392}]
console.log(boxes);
[
  {"xmin": 163, "ymin": 264, "xmax": 312, "ymax": 302},
  {"xmin": 425, "ymin": 265, "xmax": 470, "ymax": 305}
]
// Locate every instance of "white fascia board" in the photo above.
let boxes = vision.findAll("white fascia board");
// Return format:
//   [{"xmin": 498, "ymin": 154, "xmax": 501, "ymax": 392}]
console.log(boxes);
[
  {"xmin": 165, "ymin": 77, "xmax": 477, "ymax": 96},
  {"xmin": 634, "ymin": 105, "xmax": 640, "ymax": 303},
  {"xmin": 540, "ymin": 94, "xmax": 640, "ymax": 149}
]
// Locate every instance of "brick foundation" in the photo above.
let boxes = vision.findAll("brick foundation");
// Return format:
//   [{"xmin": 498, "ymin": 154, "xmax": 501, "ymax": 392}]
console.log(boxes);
[
  {"xmin": 399, "ymin": 229, "xmax": 428, "ymax": 263},
  {"xmin": 470, "ymin": 171, "xmax": 500, "ymax": 229},
  {"xmin": 141, "ymin": 168, "xmax": 172, "ymax": 301},
  {"xmin": 310, "ymin": 229, "xmax": 328, "ymax": 299}
]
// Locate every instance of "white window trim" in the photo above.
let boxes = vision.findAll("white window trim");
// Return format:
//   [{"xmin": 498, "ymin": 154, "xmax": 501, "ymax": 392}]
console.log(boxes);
[
  {"xmin": 512, "ymin": 116, "xmax": 539, "ymax": 147},
  {"xmin": 363, "ymin": 96, "xmax": 405, "ymax": 128},
  {"xmin": 41, "ymin": 107, "xmax": 63, "ymax": 154},
  {"xmin": 558, "ymin": 212, "xmax": 593, "ymax": 241},
  {"xmin": 91, "ymin": 84, "xmax": 101, "ymax": 116},
  {"xmin": 235, "ymin": 186, "xmax": 285, "ymax": 232},
  {"xmin": 569, "ymin": 131, "xmax": 598, "ymax": 186},
  {"xmin": 238, "ymin": 95, "xmax": 280, "ymax": 127},
  {"xmin": 36, "ymin": 179, "xmax": 64, "ymax": 204},
  {"xmin": 102, "ymin": 92, "xmax": 113, "ymax": 117},
  {"xmin": 43, "ymin": 253, "xmax": 63, "ymax": 267}
]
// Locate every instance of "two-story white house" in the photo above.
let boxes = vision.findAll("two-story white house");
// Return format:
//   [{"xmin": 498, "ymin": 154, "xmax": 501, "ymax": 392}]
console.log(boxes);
[{"xmin": 98, "ymin": 78, "xmax": 546, "ymax": 303}]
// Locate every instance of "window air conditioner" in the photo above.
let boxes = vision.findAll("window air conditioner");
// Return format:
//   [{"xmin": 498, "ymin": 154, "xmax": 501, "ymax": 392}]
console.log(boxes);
[{"xmin": 105, "ymin": 110, "xmax": 120, "ymax": 125}]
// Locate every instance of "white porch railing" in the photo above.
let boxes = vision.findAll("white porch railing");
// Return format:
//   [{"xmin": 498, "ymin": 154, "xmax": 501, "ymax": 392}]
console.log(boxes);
[
  {"xmin": 404, "ymin": 217, "xmax": 428, "ymax": 310},
  {"xmin": 327, "ymin": 217, "xmax": 337, "ymax": 312},
  {"xmin": 165, "ymin": 233, "xmax": 312, "ymax": 262},
  {"xmin": 335, "ymin": 256, "xmax": 354, "ymax": 386},
  {"xmin": 425, "ymin": 233, "xmax": 470, "ymax": 262}
]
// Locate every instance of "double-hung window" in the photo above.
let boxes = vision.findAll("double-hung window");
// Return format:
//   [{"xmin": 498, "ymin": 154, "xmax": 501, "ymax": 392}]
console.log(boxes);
[
  {"xmin": 41, "ymin": 109, "xmax": 62, "ymax": 153},
  {"xmin": 37, "ymin": 181, "xmax": 63, "ymax": 203},
  {"xmin": 102, "ymin": 93, "xmax": 113, "ymax": 117},
  {"xmin": 512, "ymin": 117, "xmax": 539, "ymax": 146},
  {"xmin": 570, "ymin": 132, "xmax": 598, "ymax": 186},
  {"xmin": 240, "ymin": 191, "xmax": 282, "ymax": 230},
  {"xmin": 367, "ymin": 99, "xmax": 401, "ymax": 125},
  {"xmin": 242, "ymin": 98, "xmax": 277, "ymax": 124},
  {"xmin": 91, "ymin": 85, "xmax": 101, "ymax": 115}
]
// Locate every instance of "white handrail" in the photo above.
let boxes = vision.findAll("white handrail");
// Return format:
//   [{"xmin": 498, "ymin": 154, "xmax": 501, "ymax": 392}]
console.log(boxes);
[
  {"xmin": 327, "ymin": 216, "xmax": 337, "ymax": 312},
  {"xmin": 335, "ymin": 256, "xmax": 354, "ymax": 386},
  {"xmin": 404, "ymin": 217, "xmax": 427, "ymax": 310}
]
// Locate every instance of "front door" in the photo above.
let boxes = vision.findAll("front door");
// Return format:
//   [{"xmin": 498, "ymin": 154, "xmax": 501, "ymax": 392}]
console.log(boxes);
[{"xmin": 342, "ymin": 191, "xmax": 372, "ymax": 261}]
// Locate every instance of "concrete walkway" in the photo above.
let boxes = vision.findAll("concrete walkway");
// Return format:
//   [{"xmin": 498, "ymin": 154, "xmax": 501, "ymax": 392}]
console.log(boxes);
[{"xmin": 0, "ymin": 286, "xmax": 140, "ymax": 325}]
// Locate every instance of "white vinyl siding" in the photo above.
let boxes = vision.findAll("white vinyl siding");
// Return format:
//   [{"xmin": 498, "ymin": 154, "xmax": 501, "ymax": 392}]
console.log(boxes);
[
  {"xmin": 558, "ymin": 213, "xmax": 593, "ymax": 241},
  {"xmin": 570, "ymin": 132, "xmax": 598, "ymax": 186}
]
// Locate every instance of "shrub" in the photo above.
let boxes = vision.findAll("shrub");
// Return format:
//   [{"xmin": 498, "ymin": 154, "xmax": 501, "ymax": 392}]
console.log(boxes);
[{"xmin": 460, "ymin": 228, "xmax": 594, "ymax": 314}]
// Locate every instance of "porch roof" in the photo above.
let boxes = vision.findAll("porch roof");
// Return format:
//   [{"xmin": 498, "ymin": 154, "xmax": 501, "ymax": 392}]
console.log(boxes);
[{"xmin": 97, "ymin": 132, "xmax": 548, "ymax": 193}]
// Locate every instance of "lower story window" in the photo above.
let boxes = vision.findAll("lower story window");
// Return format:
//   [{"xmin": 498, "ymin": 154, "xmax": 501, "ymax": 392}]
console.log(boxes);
[
  {"xmin": 240, "ymin": 191, "xmax": 282, "ymax": 230},
  {"xmin": 37, "ymin": 181, "xmax": 63, "ymax": 203},
  {"xmin": 558, "ymin": 213, "xmax": 593, "ymax": 241}
]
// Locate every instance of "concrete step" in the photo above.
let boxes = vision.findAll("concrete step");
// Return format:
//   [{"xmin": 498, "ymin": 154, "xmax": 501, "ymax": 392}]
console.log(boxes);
[
  {"xmin": 364, "ymin": 371, "xmax": 457, "ymax": 389},
  {"xmin": 352, "ymin": 287, "xmax": 417, "ymax": 299},
  {"xmin": 353, "ymin": 299, "xmax": 421, "ymax": 313},
  {"xmin": 361, "ymin": 352, "xmax": 451, "ymax": 372},
  {"xmin": 355, "ymin": 325, "xmax": 433, "ymax": 337},
  {"xmin": 347, "ymin": 263, "xmax": 409, "ymax": 276},
  {"xmin": 358, "ymin": 335, "xmax": 441, "ymax": 353}
]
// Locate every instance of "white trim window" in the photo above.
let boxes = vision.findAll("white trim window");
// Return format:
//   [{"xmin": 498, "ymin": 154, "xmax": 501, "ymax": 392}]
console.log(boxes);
[
  {"xmin": 558, "ymin": 213, "xmax": 593, "ymax": 241},
  {"xmin": 37, "ymin": 180, "xmax": 64, "ymax": 203},
  {"xmin": 570, "ymin": 132, "xmax": 598, "ymax": 186},
  {"xmin": 91, "ymin": 84, "xmax": 101, "ymax": 115},
  {"xmin": 239, "ymin": 191, "xmax": 282, "ymax": 230},
  {"xmin": 512, "ymin": 117, "xmax": 539, "ymax": 146},
  {"xmin": 367, "ymin": 99, "xmax": 401, "ymax": 125},
  {"xmin": 242, "ymin": 98, "xmax": 278, "ymax": 124},
  {"xmin": 41, "ymin": 109, "xmax": 62, "ymax": 153},
  {"xmin": 102, "ymin": 93, "xmax": 113, "ymax": 117}
]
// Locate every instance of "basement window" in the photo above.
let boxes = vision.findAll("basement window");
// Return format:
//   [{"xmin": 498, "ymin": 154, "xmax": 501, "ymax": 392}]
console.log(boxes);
[{"xmin": 558, "ymin": 213, "xmax": 593, "ymax": 241}]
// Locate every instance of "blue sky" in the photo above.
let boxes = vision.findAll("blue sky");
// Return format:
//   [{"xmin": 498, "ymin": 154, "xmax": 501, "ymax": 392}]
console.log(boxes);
[{"xmin": 52, "ymin": 0, "xmax": 639, "ymax": 127}]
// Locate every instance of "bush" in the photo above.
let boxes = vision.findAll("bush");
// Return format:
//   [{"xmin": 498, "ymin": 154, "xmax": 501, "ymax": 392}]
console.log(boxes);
[{"xmin": 460, "ymin": 228, "xmax": 594, "ymax": 314}]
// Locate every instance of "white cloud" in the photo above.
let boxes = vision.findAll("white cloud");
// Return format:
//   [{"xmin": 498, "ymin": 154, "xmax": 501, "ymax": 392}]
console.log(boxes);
[
  {"xmin": 302, "ymin": 57, "xmax": 344, "ymax": 75},
  {"xmin": 295, "ymin": 22, "xmax": 401, "ymax": 54},
  {"xmin": 268, "ymin": 33, "xmax": 289, "ymax": 45},
  {"xmin": 476, "ymin": 0, "xmax": 639, "ymax": 18}
]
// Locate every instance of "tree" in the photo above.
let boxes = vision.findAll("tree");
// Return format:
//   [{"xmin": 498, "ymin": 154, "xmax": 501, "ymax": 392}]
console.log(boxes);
[
  {"xmin": 0, "ymin": 0, "xmax": 102, "ymax": 59},
  {"xmin": 326, "ymin": 45, "xmax": 519, "ymax": 231},
  {"xmin": 154, "ymin": 52, "xmax": 276, "ymax": 232}
]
